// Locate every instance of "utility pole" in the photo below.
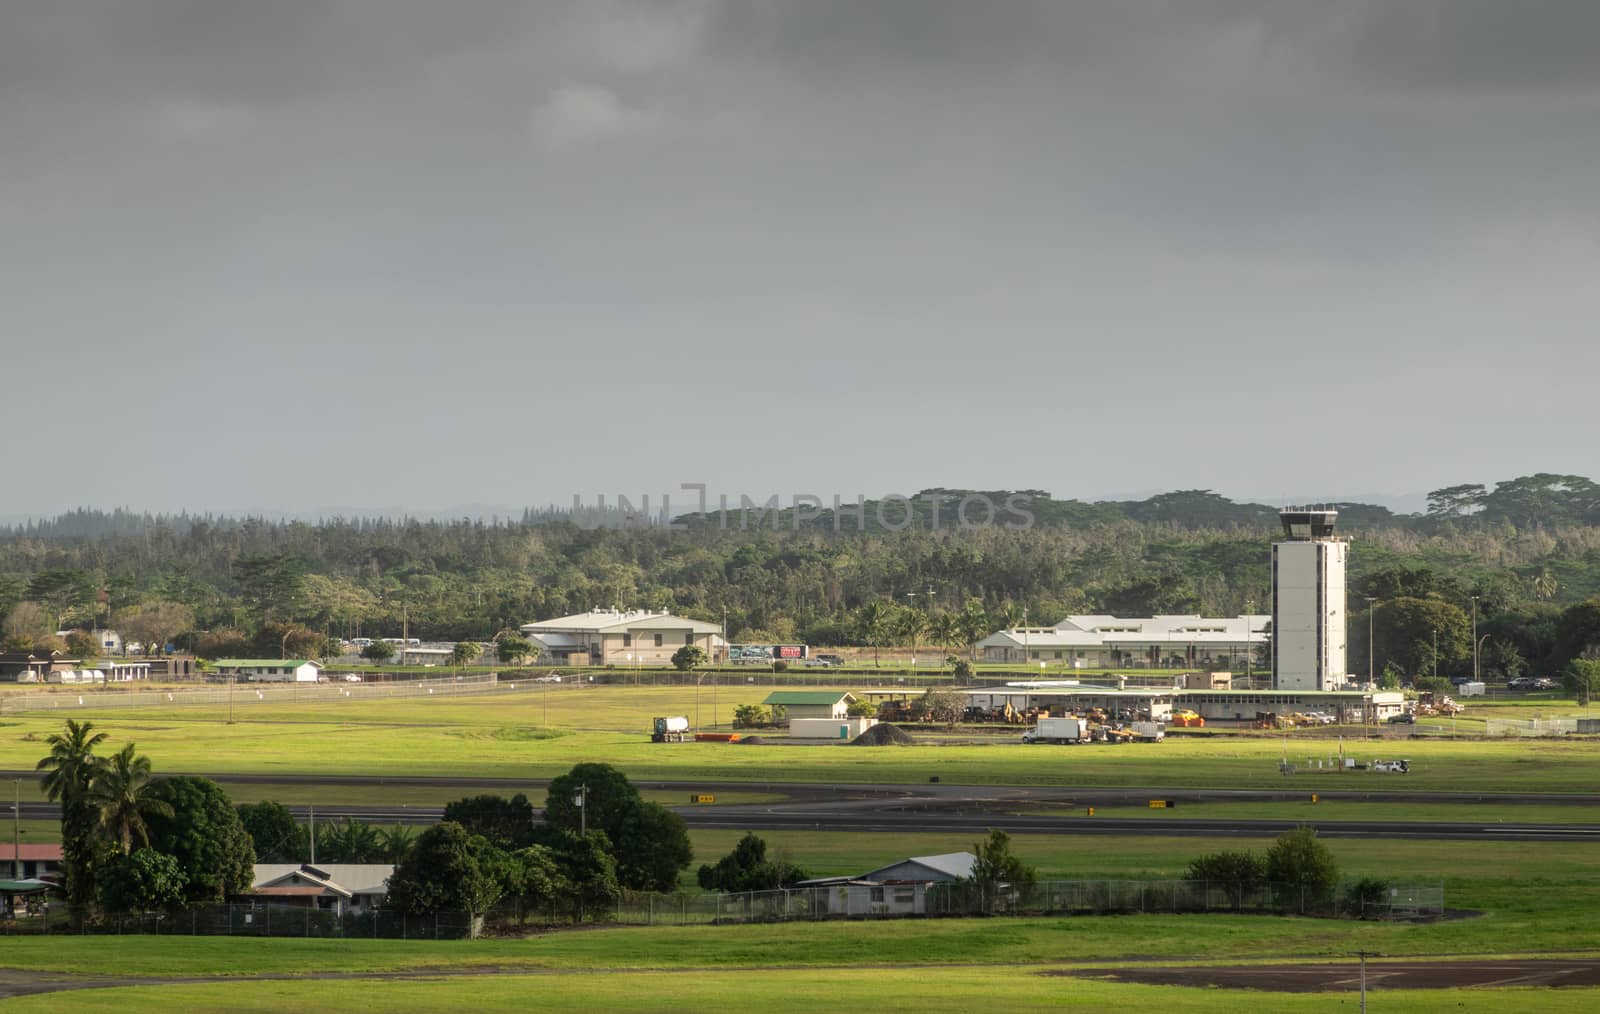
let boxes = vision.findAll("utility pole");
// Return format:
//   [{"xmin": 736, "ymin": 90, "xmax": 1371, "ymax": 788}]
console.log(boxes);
[
  {"xmin": 309, "ymin": 805, "xmax": 316, "ymax": 864},
  {"xmin": 575, "ymin": 784, "xmax": 588, "ymax": 836},
  {"xmin": 12, "ymin": 778, "xmax": 20, "ymax": 880},
  {"xmin": 906, "ymin": 591, "xmax": 918, "ymax": 670}
]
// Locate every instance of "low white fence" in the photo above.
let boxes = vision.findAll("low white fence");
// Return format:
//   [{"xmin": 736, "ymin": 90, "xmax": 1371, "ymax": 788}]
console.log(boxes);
[
  {"xmin": 0, "ymin": 672, "xmax": 576, "ymax": 715},
  {"xmin": 1484, "ymin": 717, "xmax": 1582, "ymax": 737}
]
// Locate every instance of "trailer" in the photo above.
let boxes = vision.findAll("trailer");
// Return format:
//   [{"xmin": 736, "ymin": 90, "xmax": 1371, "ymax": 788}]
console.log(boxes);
[
  {"xmin": 1023, "ymin": 717, "xmax": 1088, "ymax": 743},
  {"xmin": 1130, "ymin": 721, "xmax": 1166, "ymax": 742}
]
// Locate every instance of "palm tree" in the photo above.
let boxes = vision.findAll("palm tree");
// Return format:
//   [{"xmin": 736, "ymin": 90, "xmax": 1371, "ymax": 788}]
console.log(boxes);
[
  {"xmin": 36, "ymin": 718, "xmax": 109, "ymax": 915},
  {"xmin": 88, "ymin": 742, "xmax": 173, "ymax": 855},
  {"xmin": 854, "ymin": 600, "xmax": 892, "ymax": 667},
  {"xmin": 930, "ymin": 613, "xmax": 959, "ymax": 662},
  {"xmin": 36, "ymin": 718, "xmax": 108, "ymax": 806},
  {"xmin": 896, "ymin": 607, "xmax": 930, "ymax": 666},
  {"xmin": 377, "ymin": 824, "xmax": 417, "ymax": 865},
  {"xmin": 957, "ymin": 600, "xmax": 990, "ymax": 661}
]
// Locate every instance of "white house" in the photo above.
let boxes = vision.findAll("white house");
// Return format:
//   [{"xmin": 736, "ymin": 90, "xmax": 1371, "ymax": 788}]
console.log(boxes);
[
  {"xmin": 212, "ymin": 659, "xmax": 324, "ymax": 683},
  {"xmin": 520, "ymin": 608, "xmax": 723, "ymax": 666},
  {"xmin": 763, "ymin": 691, "xmax": 856, "ymax": 721},
  {"xmin": 797, "ymin": 852, "xmax": 978, "ymax": 916},
  {"xmin": 249, "ymin": 863, "xmax": 394, "ymax": 916}
]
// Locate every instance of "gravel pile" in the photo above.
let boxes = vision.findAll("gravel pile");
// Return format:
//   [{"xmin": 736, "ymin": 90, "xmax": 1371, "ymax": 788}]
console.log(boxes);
[{"xmin": 849, "ymin": 723, "xmax": 917, "ymax": 746}]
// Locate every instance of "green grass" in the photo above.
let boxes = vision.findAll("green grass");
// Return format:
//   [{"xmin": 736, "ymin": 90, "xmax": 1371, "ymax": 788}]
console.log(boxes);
[
  {"xmin": 3, "ymin": 686, "xmax": 1597, "ymax": 791},
  {"xmin": 10, "ymin": 968, "xmax": 1598, "ymax": 1014}
]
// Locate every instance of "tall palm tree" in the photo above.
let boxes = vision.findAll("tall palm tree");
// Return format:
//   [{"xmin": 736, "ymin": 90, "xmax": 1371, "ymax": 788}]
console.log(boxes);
[
  {"xmin": 377, "ymin": 824, "xmax": 417, "ymax": 865},
  {"xmin": 36, "ymin": 718, "xmax": 108, "ymax": 807},
  {"xmin": 896, "ymin": 607, "xmax": 930, "ymax": 666},
  {"xmin": 957, "ymin": 600, "xmax": 990, "ymax": 661},
  {"xmin": 930, "ymin": 613, "xmax": 959, "ymax": 660},
  {"xmin": 854, "ymin": 600, "xmax": 892, "ymax": 667},
  {"xmin": 36, "ymin": 718, "xmax": 109, "ymax": 915},
  {"xmin": 88, "ymin": 742, "xmax": 173, "ymax": 855}
]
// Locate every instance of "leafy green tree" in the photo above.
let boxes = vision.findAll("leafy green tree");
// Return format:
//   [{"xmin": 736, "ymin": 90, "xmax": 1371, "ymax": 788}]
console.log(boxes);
[
  {"xmin": 1552, "ymin": 598, "xmax": 1600, "ymax": 668},
  {"xmin": 613, "ymin": 802, "xmax": 692, "ymax": 893},
  {"xmin": 100, "ymin": 848, "xmax": 186, "ymax": 913},
  {"xmin": 1265, "ymin": 826, "xmax": 1338, "ymax": 911},
  {"xmin": 544, "ymin": 763, "xmax": 692, "ymax": 892},
  {"xmin": 235, "ymin": 553, "xmax": 307, "ymax": 622},
  {"xmin": 144, "ymin": 776, "xmax": 256, "ymax": 905},
  {"xmin": 27, "ymin": 569, "xmax": 95, "ymax": 630},
  {"xmin": 1185, "ymin": 850, "xmax": 1266, "ymax": 907},
  {"xmin": 1376, "ymin": 597, "xmax": 1470, "ymax": 678},
  {"xmin": 496, "ymin": 634, "xmax": 537, "ymax": 665},
  {"xmin": 697, "ymin": 832, "xmax": 807, "ymax": 893},
  {"xmin": 1342, "ymin": 878, "xmax": 1392, "ymax": 918},
  {"xmin": 845, "ymin": 698, "xmax": 877, "ymax": 718},
  {"xmin": 88, "ymin": 742, "xmax": 173, "ymax": 856},
  {"xmin": 443, "ymin": 793, "xmax": 536, "ymax": 851},
  {"xmin": 1413, "ymin": 675, "xmax": 1453, "ymax": 698},
  {"xmin": 64, "ymin": 629, "xmax": 103, "ymax": 660},
  {"xmin": 502, "ymin": 844, "xmax": 563, "ymax": 919},
  {"xmin": 732, "ymin": 704, "xmax": 769, "ymax": 728},
  {"xmin": 919, "ymin": 688, "xmax": 965, "ymax": 724},
  {"xmin": 956, "ymin": 600, "xmax": 990, "ymax": 660},
  {"xmin": 542, "ymin": 828, "xmax": 619, "ymax": 923},
  {"xmin": 1377, "ymin": 663, "xmax": 1402, "ymax": 690},
  {"xmin": 237, "ymin": 801, "xmax": 308, "ymax": 863},
  {"xmin": 361, "ymin": 640, "xmax": 397, "ymax": 663},
  {"xmin": 670, "ymin": 644, "xmax": 707, "ymax": 671},
  {"xmin": 36, "ymin": 718, "xmax": 110, "ymax": 917},
  {"xmin": 1562, "ymin": 658, "xmax": 1600, "ymax": 706},
  {"xmin": 3, "ymin": 601, "xmax": 51, "ymax": 648},
  {"xmin": 449, "ymin": 641, "xmax": 481, "ymax": 667},
  {"xmin": 1483, "ymin": 640, "xmax": 1526, "ymax": 682},
  {"xmin": 114, "ymin": 600, "xmax": 195, "ymax": 657},
  {"xmin": 195, "ymin": 628, "xmax": 251, "ymax": 659},
  {"xmin": 253, "ymin": 622, "xmax": 325, "ymax": 660},
  {"xmin": 386, "ymin": 821, "xmax": 503, "ymax": 917},
  {"xmin": 966, "ymin": 829, "xmax": 1037, "ymax": 912}
]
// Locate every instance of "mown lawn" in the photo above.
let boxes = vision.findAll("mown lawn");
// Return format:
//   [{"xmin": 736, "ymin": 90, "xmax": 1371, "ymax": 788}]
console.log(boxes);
[
  {"xmin": 3, "ymin": 687, "xmax": 1598, "ymax": 792},
  {"xmin": 6, "ymin": 969, "xmax": 1599, "ymax": 1014}
]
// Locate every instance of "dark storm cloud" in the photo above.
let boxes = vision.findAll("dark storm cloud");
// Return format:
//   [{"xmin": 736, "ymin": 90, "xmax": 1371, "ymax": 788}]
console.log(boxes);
[{"xmin": 1, "ymin": 2, "xmax": 1596, "ymax": 517}]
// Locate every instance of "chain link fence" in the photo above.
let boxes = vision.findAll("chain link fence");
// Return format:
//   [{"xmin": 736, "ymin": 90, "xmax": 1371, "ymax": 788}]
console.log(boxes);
[{"xmin": 1, "ymin": 879, "xmax": 1442, "ymax": 938}]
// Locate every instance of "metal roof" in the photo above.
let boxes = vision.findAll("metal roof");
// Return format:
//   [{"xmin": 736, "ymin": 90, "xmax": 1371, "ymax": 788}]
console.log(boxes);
[
  {"xmin": 212, "ymin": 659, "xmax": 321, "ymax": 669},
  {"xmin": 763, "ymin": 691, "xmax": 855, "ymax": 706},
  {"xmin": 521, "ymin": 609, "xmax": 721, "ymax": 635}
]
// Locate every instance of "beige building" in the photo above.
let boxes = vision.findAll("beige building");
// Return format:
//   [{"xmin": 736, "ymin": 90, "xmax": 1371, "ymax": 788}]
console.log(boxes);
[{"xmin": 519, "ymin": 609, "xmax": 722, "ymax": 666}]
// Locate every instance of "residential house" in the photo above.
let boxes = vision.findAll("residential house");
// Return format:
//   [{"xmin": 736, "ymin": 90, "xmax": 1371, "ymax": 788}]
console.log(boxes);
[
  {"xmin": 249, "ymin": 863, "xmax": 394, "ymax": 916},
  {"xmin": 796, "ymin": 852, "xmax": 977, "ymax": 916}
]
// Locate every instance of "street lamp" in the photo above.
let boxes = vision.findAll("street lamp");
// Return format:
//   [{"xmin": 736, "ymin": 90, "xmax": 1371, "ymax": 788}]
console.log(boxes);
[
  {"xmin": 1366, "ymin": 596, "xmax": 1377, "ymax": 687},
  {"xmin": 1471, "ymin": 595, "xmax": 1480, "ymax": 684},
  {"xmin": 906, "ymin": 592, "xmax": 918, "ymax": 671}
]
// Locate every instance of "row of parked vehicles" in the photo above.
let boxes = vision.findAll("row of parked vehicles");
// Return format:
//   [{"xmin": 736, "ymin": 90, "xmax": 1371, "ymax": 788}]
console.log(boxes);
[{"xmin": 1507, "ymin": 676, "xmax": 1558, "ymax": 691}]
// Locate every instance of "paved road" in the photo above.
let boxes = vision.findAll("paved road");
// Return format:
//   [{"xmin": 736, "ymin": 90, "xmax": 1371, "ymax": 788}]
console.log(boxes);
[{"xmin": 11, "ymin": 776, "xmax": 1596, "ymax": 840}]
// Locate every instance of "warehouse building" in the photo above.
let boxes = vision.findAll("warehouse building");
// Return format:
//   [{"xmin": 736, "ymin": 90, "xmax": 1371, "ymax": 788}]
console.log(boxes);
[
  {"xmin": 977, "ymin": 614, "xmax": 1269, "ymax": 669},
  {"xmin": 519, "ymin": 609, "xmax": 722, "ymax": 666}
]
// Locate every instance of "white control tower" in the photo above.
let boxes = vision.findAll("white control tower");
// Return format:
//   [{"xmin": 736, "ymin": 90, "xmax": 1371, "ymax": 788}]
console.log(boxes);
[{"xmin": 1272, "ymin": 508, "xmax": 1347, "ymax": 691}]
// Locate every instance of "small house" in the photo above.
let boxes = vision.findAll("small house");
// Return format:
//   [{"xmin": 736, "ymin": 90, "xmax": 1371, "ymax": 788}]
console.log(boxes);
[
  {"xmin": 763, "ymin": 690, "xmax": 856, "ymax": 721},
  {"xmin": 212, "ymin": 659, "xmax": 324, "ymax": 683},
  {"xmin": 249, "ymin": 863, "xmax": 394, "ymax": 916}
]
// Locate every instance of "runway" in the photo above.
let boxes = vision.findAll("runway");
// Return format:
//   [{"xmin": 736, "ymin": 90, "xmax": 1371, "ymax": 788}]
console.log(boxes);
[{"xmin": 8, "ymin": 773, "xmax": 1597, "ymax": 841}]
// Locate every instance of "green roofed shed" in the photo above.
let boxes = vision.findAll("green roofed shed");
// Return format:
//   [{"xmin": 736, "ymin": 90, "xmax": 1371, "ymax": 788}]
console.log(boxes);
[{"xmin": 763, "ymin": 690, "xmax": 855, "ymax": 720}]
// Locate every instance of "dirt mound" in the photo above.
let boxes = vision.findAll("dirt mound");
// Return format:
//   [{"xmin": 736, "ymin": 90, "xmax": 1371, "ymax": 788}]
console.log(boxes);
[{"xmin": 850, "ymin": 723, "xmax": 917, "ymax": 746}]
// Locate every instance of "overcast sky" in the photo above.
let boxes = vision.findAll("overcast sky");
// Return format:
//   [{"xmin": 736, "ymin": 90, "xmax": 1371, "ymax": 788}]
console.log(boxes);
[{"xmin": 4, "ymin": 1, "xmax": 1598, "ymax": 519}]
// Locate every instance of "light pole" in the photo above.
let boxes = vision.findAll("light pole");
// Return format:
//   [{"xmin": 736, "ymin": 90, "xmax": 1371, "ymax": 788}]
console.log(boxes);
[
  {"xmin": 1432, "ymin": 628, "xmax": 1438, "ymax": 680},
  {"xmin": 574, "ymin": 783, "xmax": 588, "ymax": 836},
  {"xmin": 12, "ymin": 778, "xmax": 20, "ymax": 880},
  {"xmin": 906, "ymin": 592, "xmax": 918, "ymax": 670},
  {"xmin": 1245, "ymin": 600, "xmax": 1254, "ymax": 685},
  {"xmin": 1366, "ymin": 596, "xmax": 1377, "ymax": 687},
  {"xmin": 1471, "ymin": 595, "xmax": 1480, "ymax": 684},
  {"xmin": 1022, "ymin": 607, "xmax": 1029, "ymax": 665}
]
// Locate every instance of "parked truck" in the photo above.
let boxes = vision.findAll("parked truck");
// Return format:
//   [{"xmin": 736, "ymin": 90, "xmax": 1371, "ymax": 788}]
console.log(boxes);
[
  {"xmin": 1023, "ymin": 717, "xmax": 1088, "ymax": 744},
  {"xmin": 1130, "ymin": 721, "xmax": 1166, "ymax": 742},
  {"xmin": 651, "ymin": 716, "xmax": 690, "ymax": 743}
]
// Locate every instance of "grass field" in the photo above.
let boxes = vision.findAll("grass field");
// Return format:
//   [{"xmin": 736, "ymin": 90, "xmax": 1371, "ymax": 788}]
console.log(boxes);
[
  {"xmin": 3, "ymin": 685, "xmax": 1598, "ymax": 791},
  {"xmin": 6, "ymin": 969, "xmax": 1598, "ymax": 1013}
]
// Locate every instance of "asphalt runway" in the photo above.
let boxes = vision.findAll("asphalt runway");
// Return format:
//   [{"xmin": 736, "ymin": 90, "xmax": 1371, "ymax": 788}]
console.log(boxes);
[
  {"xmin": 1072, "ymin": 958, "xmax": 1600, "ymax": 991},
  {"xmin": 8, "ymin": 774, "xmax": 1595, "ymax": 841}
]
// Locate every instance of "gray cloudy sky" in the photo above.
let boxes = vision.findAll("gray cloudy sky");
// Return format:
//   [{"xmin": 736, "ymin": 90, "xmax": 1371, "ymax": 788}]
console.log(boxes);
[{"xmin": 4, "ymin": 1, "xmax": 1598, "ymax": 518}]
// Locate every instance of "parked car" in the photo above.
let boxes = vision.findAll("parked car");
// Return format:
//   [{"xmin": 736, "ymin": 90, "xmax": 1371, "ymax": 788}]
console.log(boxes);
[
  {"xmin": 1507, "ymin": 676, "xmax": 1536, "ymax": 690},
  {"xmin": 1387, "ymin": 712, "xmax": 1415, "ymax": 724},
  {"xmin": 1534, "ymin": 677, "xmax": 1557, "ymax": 690},
  {"xmin": 342, "ymin": 673, "xmax": 362, "ymax": 683}
]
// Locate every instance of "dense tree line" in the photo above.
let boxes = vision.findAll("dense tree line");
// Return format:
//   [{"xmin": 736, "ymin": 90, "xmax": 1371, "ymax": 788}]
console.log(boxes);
[{"xmin": 4, "ymin": 480, "xmax": 1600, "ymax": 678}]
